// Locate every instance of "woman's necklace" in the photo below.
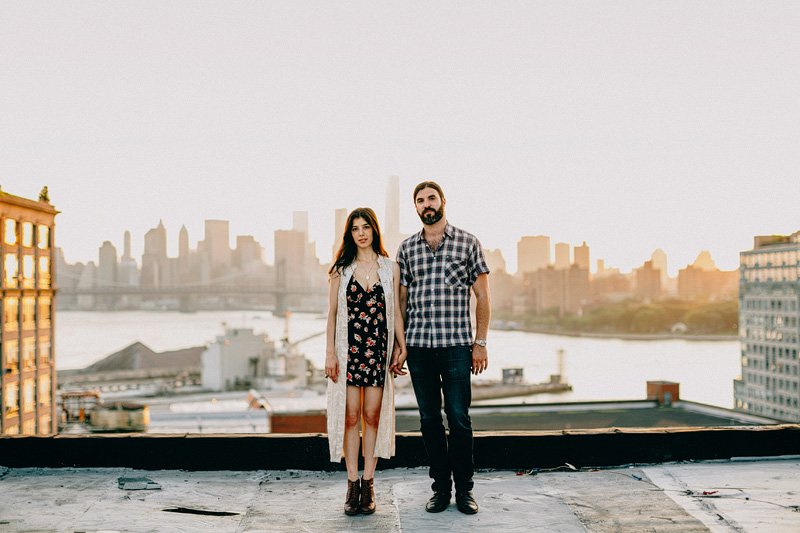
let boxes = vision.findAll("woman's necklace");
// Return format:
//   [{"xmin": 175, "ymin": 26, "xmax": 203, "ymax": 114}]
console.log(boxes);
[{"xmin": 356, "ymin": 255, "xmax": 378, "ymax": 281}]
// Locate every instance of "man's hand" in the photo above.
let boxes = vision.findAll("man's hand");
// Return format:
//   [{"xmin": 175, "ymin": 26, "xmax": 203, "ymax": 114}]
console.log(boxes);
[
  {"xmin": 471, "ymin": 344, "xmax": 488, "ymax": 375},
  {"xmin": 390, "ymin": 343, "xmax": 408, "ymax": 376}
]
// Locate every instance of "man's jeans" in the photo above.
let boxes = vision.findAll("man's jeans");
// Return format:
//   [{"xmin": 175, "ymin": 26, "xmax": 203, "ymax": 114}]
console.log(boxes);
[{"xmin": 406, "ymin": 345, "xmax": 474, "ymax": 493}]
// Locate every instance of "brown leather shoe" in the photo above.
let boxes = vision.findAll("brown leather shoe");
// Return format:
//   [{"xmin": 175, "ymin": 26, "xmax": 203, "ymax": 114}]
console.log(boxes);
[
  {"xmin": 359, "ymin": 477, "xmax": 376, "ymax": 514},
  {"xmin": 344, "ymin": 478, "xmax": 361, "ymax": 515}
]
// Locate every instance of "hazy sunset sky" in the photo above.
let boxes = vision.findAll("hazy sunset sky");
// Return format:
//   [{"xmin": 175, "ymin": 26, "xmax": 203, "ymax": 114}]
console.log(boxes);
[{"xmin": 1, "ymin": 2, "xmax": 798, "ymax": 274}]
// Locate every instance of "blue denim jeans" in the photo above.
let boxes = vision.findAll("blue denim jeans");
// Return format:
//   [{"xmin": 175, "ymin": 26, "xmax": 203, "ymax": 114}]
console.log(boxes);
[{"xmin": 406, "ymin": 345, "xmax": 474, "ymax": 493}]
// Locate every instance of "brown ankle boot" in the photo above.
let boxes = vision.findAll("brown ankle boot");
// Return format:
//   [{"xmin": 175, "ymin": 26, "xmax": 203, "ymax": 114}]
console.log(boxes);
[
  {"xmin": 359, "ymin": 477, "xmax": 375, "ymax": 514},
  {"xmin": 344, "ymin": 478, "xmax": 361, "ymax": 515}
]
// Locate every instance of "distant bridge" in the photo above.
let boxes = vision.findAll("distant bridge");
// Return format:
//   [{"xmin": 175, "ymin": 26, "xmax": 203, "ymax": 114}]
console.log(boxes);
[
  {"xmin": 58, "ymin": 284, "xmax": 327, "ymax": 313},
  {"xmin": 58, "ymin": 285, "xmax": 326, "ymax": 297}
]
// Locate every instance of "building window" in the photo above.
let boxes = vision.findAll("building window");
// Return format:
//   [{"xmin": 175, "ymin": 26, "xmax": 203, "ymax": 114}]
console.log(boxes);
[
  {"xmin": 4, "ymin": 296, "xmax": 19, "ymax": 332},
  {"xmin": 38, "ymin": 298, "xmax": 51, "ymax": 329},
  {"xmin": 38, "ymin": 256, "xmax": 51, "ymax": 288},
  {"xmin": 5, "ymin": 339, "xmax": 19, "ymax": 371},
  {"xmin": 38, "ymin": 337, "xmax": 51, "ymax": 364},
  {"xmin": 22, "ymin": 337, "xmax": 36, "ymax": 369},
  {"xmin": 4, "ymin": 382, "xmax": 19, "ymax": 415},
  {"xmin": 4, "ymin": 253, "xmax": 19, "ymax": 288},
  {"xmin": 22, "ymin": 297, "xmax": 35, "ymax": 330},
  {"xmin": 39, "ymin": 375, "xmax": 51, "ymax": 406},
  {"xmin": 22, "ymin": 254, "xmax": 35, "ymax": 288},
  {"xmin": 39, "ymin": 415, "xmax": 51, "ymax": 435},
  {"xmin": 22, "ymin": 379, "xmax": 35, "ymax": 413},
  {"xmin": 37, "ymin": 225, "xmax": 49, "ymax": 250},
  {"xmin": 4, "ymin": 219, "xmax": 17, "ymax": 245},
  {"xmin": 22, "ymin": 222, "xmax": 34, "ymax": 248}
]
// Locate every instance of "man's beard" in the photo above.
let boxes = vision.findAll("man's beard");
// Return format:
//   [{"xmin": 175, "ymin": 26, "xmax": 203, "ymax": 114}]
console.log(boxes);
[{"xmin": 419, "ymin": 205, "xmax": 444, "ymax": 225}]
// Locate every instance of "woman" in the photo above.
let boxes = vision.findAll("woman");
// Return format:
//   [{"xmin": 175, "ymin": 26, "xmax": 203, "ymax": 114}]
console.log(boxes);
[{"xmin": 325, "ymin": 207, "xmax": 406, "ymax": 515}]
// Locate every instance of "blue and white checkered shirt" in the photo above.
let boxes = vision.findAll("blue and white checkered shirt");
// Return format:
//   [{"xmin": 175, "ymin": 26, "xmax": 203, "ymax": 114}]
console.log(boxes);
[{"xmin": 397, "ymin": 222, "xmax": 490, "ymax": 348}]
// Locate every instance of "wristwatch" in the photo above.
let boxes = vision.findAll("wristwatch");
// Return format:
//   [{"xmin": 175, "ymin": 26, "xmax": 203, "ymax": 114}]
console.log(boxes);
[{"xmin": 473, "ymin": 338, "xmax": 487, "ymax": 347}]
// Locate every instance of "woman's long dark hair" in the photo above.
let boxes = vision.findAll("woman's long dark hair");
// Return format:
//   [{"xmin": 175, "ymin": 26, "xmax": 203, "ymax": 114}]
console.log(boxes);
[{"xmin": 329, "ymin": 207, "xmax": 388, "ymax": 276}]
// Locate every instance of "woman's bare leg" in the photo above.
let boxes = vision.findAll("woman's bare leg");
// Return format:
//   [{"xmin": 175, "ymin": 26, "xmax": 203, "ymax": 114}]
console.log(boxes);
[
  {"xmin": 361, "ymin": 386, "xmax": 384, "ymax": 480},
  {"xmin": 343, "ymin": 386, "xmax": 363, "ymax": 481}
]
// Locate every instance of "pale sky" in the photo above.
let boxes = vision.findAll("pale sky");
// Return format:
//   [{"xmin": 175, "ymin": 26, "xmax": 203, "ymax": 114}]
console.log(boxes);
[{"xmin": 1, "ymin": 1, "xmax": 798, "ymax": 275}]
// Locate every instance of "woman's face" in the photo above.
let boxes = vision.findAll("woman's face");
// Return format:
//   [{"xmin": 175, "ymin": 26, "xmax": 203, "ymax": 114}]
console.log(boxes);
[{"xmin": 350, "ymin": 216, "xmax": 374, "ymax": 250}]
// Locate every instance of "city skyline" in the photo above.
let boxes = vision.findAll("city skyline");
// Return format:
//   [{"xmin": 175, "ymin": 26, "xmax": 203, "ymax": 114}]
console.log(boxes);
[
  {"xmin": 71, "ymin": 211, "xmax": 736, "ymax": 279},
  {"xmin": 2, "ymin": 3, "xmax": 798, "ymax": 273}
]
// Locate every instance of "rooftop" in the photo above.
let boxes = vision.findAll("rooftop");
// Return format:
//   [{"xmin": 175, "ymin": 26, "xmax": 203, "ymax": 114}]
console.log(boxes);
[{"xmin": 1, "ymin": 457, "xmax": 798, "ymax": 532}]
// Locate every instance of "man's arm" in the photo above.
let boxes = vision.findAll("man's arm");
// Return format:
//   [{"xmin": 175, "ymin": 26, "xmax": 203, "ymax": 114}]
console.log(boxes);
[
  {"xmin": 471, "ymin": 273, "xmax": 490, "ymax": 375},
  {"xmin": 399, "ymin": 284, "xmax": 408, "ymax": 323}
]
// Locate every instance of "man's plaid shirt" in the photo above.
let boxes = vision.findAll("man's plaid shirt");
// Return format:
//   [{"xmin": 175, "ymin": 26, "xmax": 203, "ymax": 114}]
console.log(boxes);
[{"xmin": 397, "ymin": 222, "xmax": 490, "ymax": 348}]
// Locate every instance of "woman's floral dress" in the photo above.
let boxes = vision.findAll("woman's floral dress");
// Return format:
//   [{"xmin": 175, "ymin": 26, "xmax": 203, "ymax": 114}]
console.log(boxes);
[{"xmin": 346, "ymin": 278, "xmax": 388, "ymax": 387}]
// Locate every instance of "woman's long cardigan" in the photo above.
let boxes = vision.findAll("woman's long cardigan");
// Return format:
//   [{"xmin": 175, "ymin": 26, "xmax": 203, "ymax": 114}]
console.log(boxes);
[{"xmin": 326, "ymin": 256, "xmax": 396, "ymax": 462}]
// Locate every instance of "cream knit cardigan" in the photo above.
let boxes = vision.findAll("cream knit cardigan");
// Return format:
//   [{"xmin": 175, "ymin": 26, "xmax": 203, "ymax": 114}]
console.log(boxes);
[{"xmin": 326, "ymin": 256, "xmax": 396, "ymax": 462}]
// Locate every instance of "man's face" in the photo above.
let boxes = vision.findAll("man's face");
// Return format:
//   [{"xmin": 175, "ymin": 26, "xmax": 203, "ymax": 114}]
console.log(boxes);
[{"xmin": 415, "ymin": 187, "xmax": 445, "ymax": 225}]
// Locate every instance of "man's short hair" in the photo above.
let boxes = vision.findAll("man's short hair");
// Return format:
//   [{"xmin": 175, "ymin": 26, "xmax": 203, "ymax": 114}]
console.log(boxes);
[{"xmin": 413, "ymin": 181, "xmax": 446, "ymax": 203}]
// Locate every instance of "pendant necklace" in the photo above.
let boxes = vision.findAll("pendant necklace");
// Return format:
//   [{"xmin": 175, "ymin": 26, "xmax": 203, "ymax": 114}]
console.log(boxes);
[{"xmin": 357, "ymin": 256, "xmax": 377, "ymax": 281}]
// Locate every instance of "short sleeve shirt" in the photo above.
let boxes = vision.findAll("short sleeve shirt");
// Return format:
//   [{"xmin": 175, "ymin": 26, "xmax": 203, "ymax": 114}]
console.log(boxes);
[{"xmin": 396, "ymin": 223, "xmax": 490, "ymax": 348}]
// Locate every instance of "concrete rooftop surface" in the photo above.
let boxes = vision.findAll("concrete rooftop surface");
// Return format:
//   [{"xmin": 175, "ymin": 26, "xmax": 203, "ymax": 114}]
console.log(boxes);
[{"xmin": 1, "ymin": 457, "xmax": 798, "ymax": 532}]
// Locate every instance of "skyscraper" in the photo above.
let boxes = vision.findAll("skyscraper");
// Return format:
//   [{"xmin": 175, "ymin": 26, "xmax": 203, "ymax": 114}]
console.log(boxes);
[
  {"xmin": 651, "ymin": 248, "xmax": 668, "ymax": 284},
  {"xmin": 97, "ymin": 241, "xmax": 117, "ymax": 287},
  {"xmin": 735, "ymin": 231, "xmax": 800, "ymax": 422},
  {"xmin": 332, "ymin": 208, "xmax": 347, "ymax": 262},
  {"xmin": 1, "ymin": 188, "xmax": 58, "ymax": 435},
  {"xmin": 383, "ymin": 176, "xmax": 405, "ymax": 258},
  {"xmin": 517, "ymin": 236, "xmax": 550, "ymax": 274},
  {"xmin": 141, "ymin": 220, "xmax": 168, "ymax": 287},
  {"xmin": 574, "ymin": 241, "xmax": 590, "ymax": 271},
  {"xmin": 292, "ymin": 211, "xmax": 309, "ymax": 239},
  {"xmin": 385, "ymin": 175, "xmax": 400, "ymax": 238},
  {"xmin": 635, "ymin": 260, "xmax": 662, "ymax": 300},
  {"xmin": 203, "ymin": 220, "xmax": 231, "ymax": 277},
  {"xmin": 118, "ymin": 230, "xmax": 139, "ymax": 288},
  {"xmin": 275, "ymin": 229, "xmax": 307, "ymax": 289},
  {"xmin": 123, "ymin": 230, "xmax": 132, "ymax": 261},
  {"xmin": 554, "ymin": 242, "xmax": 570, "ymax": 270}
]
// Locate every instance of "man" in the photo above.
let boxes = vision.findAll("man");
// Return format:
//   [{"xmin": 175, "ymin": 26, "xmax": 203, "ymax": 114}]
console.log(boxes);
[{"xmin": 391, "ymin": 180, "xmax": 490, "ymax": 515}]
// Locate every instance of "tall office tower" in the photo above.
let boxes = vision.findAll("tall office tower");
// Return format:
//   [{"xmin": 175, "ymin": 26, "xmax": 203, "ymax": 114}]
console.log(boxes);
[
  {"xmin": 651, "ymin": 248, "xmax": 668, "ymax": 285},
  {"xmin": 517, "ymin": 236, "xmax": 550, "ymax": 274},
  {"xmin": 179, "ymin": 225, "xmax": 189, "ymax": 260},
  {"xmin": 574, "ymin": 241, "xmax": 590, "ymax": 270},
  {"xmin": 274, "ymin": 229, "xmax": 307, "ymax": 288},
  {"xmin": 97, "ymin": 241, "xmax": 117, "ymax": 287},
  {"xmin": 293, "ymin": 211, "xmax": 309, "ymax": 239},
  {"xmin": 234, "ymin": 235, "xmax": 264, "ymax": 271},
  {"xmin": 97, "ymin": 241, "xmax": 118, "ymax": 310},
  {"xmin": 118, "ymin": 231, "xmax": 139, "ymax": 287},
  {"xmin": 735, "ymin": 231, "xmax": 800, "ymax": 422},
  {"xmin": 203, "ymin": 220, "xmax": 232, "ymax": 277},
  {"xmin": 554, "ymin": 242, "xmax": 571, "ymax": 270},
  {"xmin": 141, "ymin": 220, "xmax": 168, "ymax": 287},
  {"xmin": 383, "ymin": 175, "xmax": 405, "ymax": 257},
  {"xmin": 483, "ymin": 248, "xmax": 507, "ymax": 274},
  {"xmin": 332, "ymin": 208, "xmax": 347, "ymax": 262},
  {"xmin": 596, "ymin": 259, "xmax": 606, "ymax": 278},
  {"xmin": 635, "ymin": 260, "xmax": 662, "ymax": 300},
  {"xmin": 0, "ymin": 188, "xmax": 58, "ymax": 435},
  {"xmin": 177, "ymin": 224, "xmax": 191, "ymax": 282},
  {"xmin": 122, "ymin": 230, "xmax": 132, "ymax": 260}
]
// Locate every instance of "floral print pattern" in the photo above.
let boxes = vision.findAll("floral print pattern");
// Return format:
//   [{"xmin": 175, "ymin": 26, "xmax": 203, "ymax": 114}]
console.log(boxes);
[{"xmin": 346, "ymin": 278, "xmax": 388, "ymax": 387}]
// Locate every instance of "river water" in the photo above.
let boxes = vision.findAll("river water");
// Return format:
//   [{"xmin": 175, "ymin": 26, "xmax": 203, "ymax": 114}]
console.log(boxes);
[{"xmin": 56, "ymin": 311, "xmax": 741, "ymax": 409}]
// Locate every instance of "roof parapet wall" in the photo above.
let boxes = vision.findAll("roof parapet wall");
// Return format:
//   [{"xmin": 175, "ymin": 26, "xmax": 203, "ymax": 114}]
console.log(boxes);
[{"xmin": 1, "ymin": 425, "xmax": 798, "ymax": 471}]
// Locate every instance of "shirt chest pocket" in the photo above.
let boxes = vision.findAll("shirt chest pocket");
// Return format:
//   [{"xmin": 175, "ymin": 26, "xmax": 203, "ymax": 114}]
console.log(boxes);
[{"xmin": 445, "ymin": 258, "xmax": 470, "ymax": 288}]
